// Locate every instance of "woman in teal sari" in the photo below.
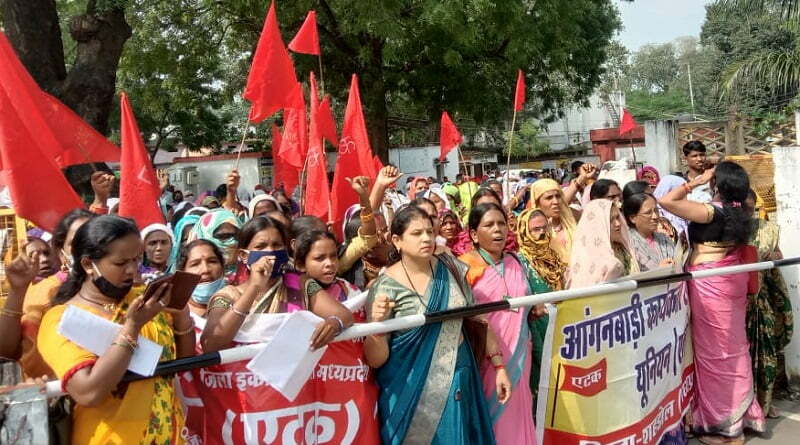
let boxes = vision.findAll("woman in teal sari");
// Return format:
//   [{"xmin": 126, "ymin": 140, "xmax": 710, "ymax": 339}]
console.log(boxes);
[{"xmin": 365, "ymin": 206, "xmax": 509, "ymax": 445}]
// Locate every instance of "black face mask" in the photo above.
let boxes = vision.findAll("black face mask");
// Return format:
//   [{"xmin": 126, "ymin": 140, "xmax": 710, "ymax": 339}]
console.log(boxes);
[{"xmin": 92, "ymin": 263, "xmax": 132, "ymax": 300}]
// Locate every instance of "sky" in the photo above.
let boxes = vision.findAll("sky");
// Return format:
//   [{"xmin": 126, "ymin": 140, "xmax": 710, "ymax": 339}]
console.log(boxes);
[{"xmin": 616, "ymin": 0, "xmax": 715, "ymax": 51}]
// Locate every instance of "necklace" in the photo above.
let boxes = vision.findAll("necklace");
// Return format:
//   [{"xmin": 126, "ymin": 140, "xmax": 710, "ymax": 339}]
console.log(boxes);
[
  {"xmin": 400, "ymin": 259, "xmax": 434, "ymax": 310},
  {"xmin": 78, "ymin": 294, "xmax": 118, "ymax": 313}
]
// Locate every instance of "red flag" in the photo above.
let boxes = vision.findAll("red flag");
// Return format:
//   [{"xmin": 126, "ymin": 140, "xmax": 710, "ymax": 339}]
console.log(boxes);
[
  {"xmin": 0, "ymin": 81, "xmax": 85, "ymax": 232},
  {"xmin": 304, "ymin": 72, "xmax": 330, "ymax": 219},
  {"xmin": 619, "ymin": 108, "xmax": 638, "ymax": 136},
  {"xmin": 118, "ymin": 93, "xmax": 164, "ymax": 229},
  {"xmin": 559, "ymin": 358, "xmax": 608, "ymax": 397},
  {"xmin": 317, "ymin": 96, "xmax": 338, "ymax": 146},
  {"xmin": 331, "ymin": 75, "xmax": 378, "ymax": 238},
  {"xmin": 243, "ymin": 1, "xmax": 300, "ymax": 123},
  {"xmin": 514, "ymin": 69, "xmax": 525, "ymax": 112},
  {"xmin": 272, "ymin": 123, "xmax": 300, "ymax": 194},
  {"xmin": 0, "ymin": 31, "xmax": 119, "ymax": 168},
  {"xmin": 288, "ymin": 11, "xmax": 320, "ymax": 56},
  {"xmin": 278, "ymin": 84, "xmax": 308, "ymax": 169},
  {"xmin": 439, "ymin": 111, "xmax": 462, "ymax": 161}
]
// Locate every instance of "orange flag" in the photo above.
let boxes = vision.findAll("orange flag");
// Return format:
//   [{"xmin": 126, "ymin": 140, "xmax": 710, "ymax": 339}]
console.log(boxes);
[
  {"xmin": 288, "ymin": 11, "xmax": 320, "ymax": 56},
  {"xmin": 304, "ymin": 72, "xmax": 330, "ymax": 219},
  {"xmin": 243, "ymin": 1, "xmax": 300, "ymax": 123},
  {"xmin": 514, "ymin": 69, "xmax": 525, "ymax": 112},
  {"xmin": 118, "ymin": 93, "xmax": 164, "ymax": 229},
  {"xmin": 331, "ymin": 74, "xmax": 377, "ymax": 239},
  {"xmin": 439, "ymin": 111, "xmax": 462, "ymax": 161}
]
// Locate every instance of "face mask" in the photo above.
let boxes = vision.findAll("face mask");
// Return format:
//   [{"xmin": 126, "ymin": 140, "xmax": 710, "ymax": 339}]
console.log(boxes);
[
  {"xmin": 191, "ymin": 277, "xmax": 226, "ymax": 305},
  {"xmin": 91, "ymin": 263, "xmax": 133, "ymax": 301},
  {"xmin": 244, "ymin": 249, "xmax": 290, "ymax": 279}
]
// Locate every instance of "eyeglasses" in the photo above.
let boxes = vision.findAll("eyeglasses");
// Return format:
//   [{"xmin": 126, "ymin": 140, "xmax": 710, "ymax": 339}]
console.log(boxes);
[{"xmin": 636, "ymin": 208, "xmax": 660, "ymax": 219}]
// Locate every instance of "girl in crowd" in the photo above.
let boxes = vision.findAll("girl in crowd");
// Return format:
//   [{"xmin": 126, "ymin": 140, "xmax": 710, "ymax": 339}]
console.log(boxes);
[
  {"xmin": 140, "ymin": 223, "xmax": 174, "ymax": 278},
  {"xmin": 365, "ymin": 206, "xmax": 508, "ymax": 444},
  {"xmin": 294, "ymin": 230, "xmax": 360, "ymax": 304},
  {"xmin": 459, "ymin": 203, "xmax": 538, "ymax": 444},
  {"xmin": 200, "ymin": 216, "xmax": 353, "ymax": 353},
  {"xmin": 189, "ymin": 209, "xmax": 242, "ymax": 274},
  {"xmin": 568, "ymin": 199, "xmax": 638, "ymax": 289},
  {"xmin": 527, "ymin": 179, "xmax": 579, "ymax": 263},
  {"xmin": 622, "ymin": 193, "xmax": 676, "ymax": 271},
  {"xmin": 177, "ymin": 239, "xmax": 226, "ymax": 318},
  {"xmin": 660, "ymin": 161, "xmax": 765, "ymax": 442},
  {"xmin": 588, "ymin": 178, "xmax": 622, "ymax": 205},
  {"xmin": 745, "ymin": 190, "xmax": 793, "ymax": 418},
  {"xmin": 38, "ymin": 216, "xmax": 195, "ymax": 444}
]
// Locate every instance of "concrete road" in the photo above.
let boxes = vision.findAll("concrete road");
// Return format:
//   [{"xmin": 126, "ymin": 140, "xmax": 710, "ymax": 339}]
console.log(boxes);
[{"xmin": 688, "ymin": 397, "xmax": 800, "ymax": 444}]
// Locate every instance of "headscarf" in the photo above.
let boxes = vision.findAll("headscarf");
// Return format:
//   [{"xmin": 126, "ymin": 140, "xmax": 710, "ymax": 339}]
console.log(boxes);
[
  {"xmin": 638, "ymin": 165, "xmax": 660, "ymax": 186},
  {"xmin": 528, "ymin": 178, "xmax": 578, "ymax": 262},
  {"xmin": 423, "ymin": 188, "xmax": 451, "ymax": 210},
  {"xmin": 568, "ymin": 199, "xmax": 638, "ymax": 289},
  {"xmin": 172, "ymin": 200, "xmax": 192, "ymax": 215},
  {"xmin": 189, "ymin": 209, "xmax": 241, "ymax": 252},
  {"xmin": 248, "ymin": 193, "xmax": 281, "ymax": 219},
  {"xmin": 438, "ymin": 208, "xmax": 462, "ymax": 250},
  {"xmin": 342, "ymin": 204, "xmax": 362, "ymax": 239},
  {"xmin": 653, "ymin": 175, "xmax": 689, "ymax": 237},
  {"xmin": 516, "ymin": 209, "xmax": 567, "ymax": 291},
  {"xmin": 141, "ymin": 223, "xmax": 174, "ymax": 244},
  {"xmin": 202, "ymin": 196, "xmax": 221, "ymax": 208},
  {"xmin": 408, "ymin": 177, "xmax": 428, "ymax": 199},
  {"xmin": 167, "ymin": 214, "xmax": 201, "ymax": 271}
]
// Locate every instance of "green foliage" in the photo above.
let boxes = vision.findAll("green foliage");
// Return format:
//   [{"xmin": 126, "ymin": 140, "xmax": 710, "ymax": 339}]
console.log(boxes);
[
  {"xmin": 629, "ymin": 43, "xmax": 679, "ymax": 93},
  {"xmin": 505, "ymin": 119, "xmax": 551, "ymax": 158}
]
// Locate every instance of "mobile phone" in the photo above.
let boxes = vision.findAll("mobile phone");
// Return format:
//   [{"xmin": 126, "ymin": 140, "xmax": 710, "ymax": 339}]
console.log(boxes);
[
  {"xmin": 247, "ymin": 249, "xmax": 290, "ymax": 278},
  {"xmin": 142, "ymin": 271, "xmax": 202, "ymax": 309}
]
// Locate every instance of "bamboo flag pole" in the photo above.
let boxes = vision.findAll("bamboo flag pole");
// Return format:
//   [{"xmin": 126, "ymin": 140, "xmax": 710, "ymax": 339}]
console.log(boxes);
[
  {"xmin": 43, "ymin": 255, "xmax": 800, "ymax": 398},
  {"xmin": 318, "ymin": 53, "xmax": 326, "ymax": 96},
  {"xmin": 504, "ymin": 109, "xmax": 519, "ymax": 199},
  {"xmin": 234, "ymin": 119, "xmax": 250, "ymax": 171}
]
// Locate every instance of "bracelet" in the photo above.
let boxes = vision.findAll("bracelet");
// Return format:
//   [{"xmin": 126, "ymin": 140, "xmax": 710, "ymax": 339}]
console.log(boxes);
[
  {"xmin": 230, "ymin": 307, "xmax": 249, "ymax": 318},
  {"xmin": 0, "ymin": 308, "xmax": 23, "ymax": 318},
  {"xmin": 327, "ymin": 315, "xmax": 345, "ymax": 334},
  {"xmin": 360, "ymin": 212, "xmax": 375, "ymax": 223},
  {"xmin": 493, "ymin": 364, "xmax": 506, "ymax": 371},
  {"xmin": 111, "ymin": 341, "xmax": 136, "ymax": 353},
  {"xmin": 486, "ymin": 351, "xmax": 503, "ymax": 362},
  {"xmin": 173, "ymin": 320, "xmax": 196, "ymax": 336},
  {"xmin": 360, "ymin": 208, "xmax": 374, "ymax": 219},
  {"xmin": 116, "ymin": 333, "xmax": 138, "ymax": 351}
]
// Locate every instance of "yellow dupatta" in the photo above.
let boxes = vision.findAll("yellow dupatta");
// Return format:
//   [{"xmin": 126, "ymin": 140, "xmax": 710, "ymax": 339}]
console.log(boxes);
[{"xmin": 527, "ymin": 179, "xmax": 577, "ymax": 263}]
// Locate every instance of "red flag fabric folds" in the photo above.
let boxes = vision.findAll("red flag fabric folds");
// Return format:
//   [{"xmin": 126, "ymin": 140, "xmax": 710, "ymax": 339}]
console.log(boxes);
[
  {"xmin": 514, "ymin": 69, "xmax": 526, "ymax": 112},
  {"xmin": 0, "ymin": 84, "xmax": 85, "ymax": 232},
  {"xmin": 0, "ymin": 31, "xmax": 119, "ymax": 168},
  {"xmin": 118, "ymin": 93, "xmax": 165, "ymax": 230},
  {"xmin": 278, "ymin": 84, "xmax": 308, "ymax": 169},
  {"xmin": 272, "ymin": 123, "xmax": 299, "ymax": 194},
  {"xmin": 619, "ymin": 108, "xmax": 638, "ymax": 137},
  {"xmin": 243, "ymin": 1, "xmax": 300, "ymax": 123},
  {"xmin": 304, "ymin": 72, "xmax": 330, "ymax": 219},
  {"xmin": 317, "ymin": 96, "xmax": 338, "ymax": 146},
  {"xmin": 288, "ymin": 11, "xmax": 320, "ymax": 56},
  {"xmin": 331, "ymin": 75, "xmax": 377, "ymax": 239},
  {"xmin": 439, "ymin": 111, "xmax": 462, "ymax": 161}
]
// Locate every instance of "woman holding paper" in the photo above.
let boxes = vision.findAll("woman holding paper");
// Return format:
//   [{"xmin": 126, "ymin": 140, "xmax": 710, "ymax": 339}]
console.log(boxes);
[
  {"xmin": 458, "ymin": 203, "xmax": 539, "ymax": 444},
  {"xmin": 365, "ymin": 205, "xmax": 507, "ymax": 445},
  {"xmin": 37, "ymin": 215, "xmax": 195, "ymax": 445},
  {"xmin": 200, "ymin": 216, "xmax": 353, "ymax": 353},
  {"xmin": 660, "ymin": 161, "xmax": 766, "ymax": 442}
]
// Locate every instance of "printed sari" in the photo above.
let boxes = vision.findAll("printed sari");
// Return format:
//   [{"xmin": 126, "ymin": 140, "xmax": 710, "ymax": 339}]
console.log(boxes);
[
  {"xmin": 460, "ymin": 250, "xmax": 537, "ymax": 445},
  {"xmin": 688, "ymin": 249, "xmax": 765, "ymax": 437},
  {"xmin": 37, "ymin": 289, "xmax": 184, "ymax": 445},
  {"xmin": 747, "ymin": 219, "xmax": 794, "ymax": 415},
  {"xmin": 628, "ymin": 228, "xmax": 676, "ymax": 272},
  {"xmin": 371, "ymin": 258, "xmax": 495, "ymax": 445}
]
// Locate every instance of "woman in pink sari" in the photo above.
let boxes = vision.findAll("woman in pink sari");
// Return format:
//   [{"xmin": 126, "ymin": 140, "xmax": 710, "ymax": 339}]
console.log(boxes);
[
  {"xmin": 660, "ymin": 161, "xmax": 765, "ymax": 444},
  {"xmin": 459, "ymin": 202, "xmax": 537, "ymax": 444}
]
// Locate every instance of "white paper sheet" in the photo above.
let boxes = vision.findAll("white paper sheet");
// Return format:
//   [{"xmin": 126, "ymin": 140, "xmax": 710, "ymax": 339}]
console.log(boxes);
[
  {"xmin": 58, "ymin": 305, "xmax": 164, "ymax": 376},
  {"xmin": 246, "ymin": 310, "xmax": 326, "ymax": 401}
]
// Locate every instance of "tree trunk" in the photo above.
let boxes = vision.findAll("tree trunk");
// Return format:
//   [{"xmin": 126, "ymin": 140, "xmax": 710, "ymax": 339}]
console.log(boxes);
[
  {"xmin": 360, "ymin": 38, "xmax": 390, "ymax": 164},
  {"xmin": 2, "ymin": 1, "xmax": 132, "ymax": 195}
]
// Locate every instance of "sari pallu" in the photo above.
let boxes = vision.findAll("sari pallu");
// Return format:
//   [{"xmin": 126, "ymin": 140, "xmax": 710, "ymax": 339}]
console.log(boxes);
[
  {"xmin": 373, "ymin": 259, "xmax": 495, "ymax": 445},
  {"xmin": 688, "ymin": 249, "xmax": 766, "ymax": 437},
  {"xmin": 461, "ymin": 251, "xmax": 537, "ymax": 445}
]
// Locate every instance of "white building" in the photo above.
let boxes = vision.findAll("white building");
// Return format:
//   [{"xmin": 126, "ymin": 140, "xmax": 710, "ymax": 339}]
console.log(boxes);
[
  {"xmin": 539, "ymin": 92, "xmax": 625, "ymax": 151},
  {"xmin": 166, "ymin": 152, "xmax": 271, "ymax": 198}
]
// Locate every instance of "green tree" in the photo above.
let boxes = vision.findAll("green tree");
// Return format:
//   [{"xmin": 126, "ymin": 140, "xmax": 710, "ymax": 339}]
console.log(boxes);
[
  {"xmin": 505, "ymin": 119, "xmax": 550, "ymax": 158},
  {"xmin": 630, "ymin": 43, "xmax": 679, "ymax": 93}
]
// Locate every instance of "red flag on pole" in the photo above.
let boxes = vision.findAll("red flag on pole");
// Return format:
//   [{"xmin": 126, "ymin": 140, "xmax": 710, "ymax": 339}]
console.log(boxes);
[
  {"xmin": 619, "ymin": 108, "xmax": 638, "ymax": 136},
  {"xmin": 278, "ymin": 84, "xmax": 308, "ymax": 169},
  {"xmin": 514, "ymin": 69, "xmax": 525, "ymax": 112},
  {"xmin": 0, "ymin": 82, "xmax": 85, "ymax": 232},
  {"xmin": 439, "ymin": 111, "xmax": 462, "ymax": 161},
  {"xmin": 304, "ymin": 72, "xmax": 330, "ymax": 219},
  {"xmin": 288, "ymin": 11, "xmax": 320, "ymax": 56},
  {"xmin": 316, "ymin": 96, "xmax": 338, "ymax": 146},
  {"xmin": 272, "ymin": 123, "xmax": 299, "ymax": 194},
  {"xmin": 243, "ymin": 1, "xmax": 300, "ymax": 124},
  {"xmin": 559, "ymin": 359, "xmax": 608, "ymax": 397},
  {"xmin": 0, "ymin": 31, "xmax": 119, "ymax": 168},
  {"xmin": 331, "ymin": 74, "xmax": 378, "ymax": 239},
  {"xmin": 118, "ymin": 93, "xmax": 165, "ymax": 229}
]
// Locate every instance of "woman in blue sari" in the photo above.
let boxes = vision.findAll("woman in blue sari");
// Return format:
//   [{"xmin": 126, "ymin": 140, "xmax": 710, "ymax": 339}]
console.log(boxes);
[{"xmin": 364, "ymin": 206, "xmax": 510, "ymax": 445}]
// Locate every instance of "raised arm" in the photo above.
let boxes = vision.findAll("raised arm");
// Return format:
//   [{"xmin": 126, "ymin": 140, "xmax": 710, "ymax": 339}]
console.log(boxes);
[
  {"xmin": 369, "ymin": 166, "xmax": 401, "ymax": 212},
  {"xmin": 0, "ymin": 252, "xmax": 39, "ymax": 360},
  {"xmin": 658, "ymin": 168, "xmax": 715, "ymax": 224}
]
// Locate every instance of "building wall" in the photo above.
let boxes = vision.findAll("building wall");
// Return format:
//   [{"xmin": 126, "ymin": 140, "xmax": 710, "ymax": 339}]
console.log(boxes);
[
  {"xmin": 327, "ymin": 146, "xmax": 462, "ymax": 184},
  {"xmin": 540, "ymin": 93, "xmax": 624, "ymax": 151},
  {"xmin": 166, "ymin": 157, "xmax": 264, "ymax": 199}
]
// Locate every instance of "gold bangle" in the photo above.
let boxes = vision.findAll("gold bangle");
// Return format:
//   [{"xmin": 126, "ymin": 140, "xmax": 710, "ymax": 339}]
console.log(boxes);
[
  {"xmin": 0, "ymin": 308, "xmax": 23, "ymax": 318},
  {"xmin": 111, "ymin": 341, "xmax": 135, "ymax": 353},
  {"xmin": 360, "ymin": 213, "xmax": 374, "ymax": 223},
  {"xmin": 173, "ymin": 322, "xmax": 196, "ymax": 336},
  {"xmin": 230, "ymin": 307, "xmax": 249, "ymax": 318},
  {"xmin": 118, "ymin": 332, "xmax": 139, "ymax": 350}
]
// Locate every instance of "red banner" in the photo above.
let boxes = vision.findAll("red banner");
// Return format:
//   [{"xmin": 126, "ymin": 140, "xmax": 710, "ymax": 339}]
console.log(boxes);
[
  {"xmin": 559, "ymin": 358, "xmax": 607, "ymax": 397},
  {"xmin": 178, "ymin": 336, "xmax": 380, "ymax": 444}
]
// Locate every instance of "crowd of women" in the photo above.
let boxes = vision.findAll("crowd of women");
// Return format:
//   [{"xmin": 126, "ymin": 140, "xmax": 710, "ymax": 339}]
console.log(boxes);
[{"xmin": 0, "ymin": 140, "xmax": 793, "ymax": 445}]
